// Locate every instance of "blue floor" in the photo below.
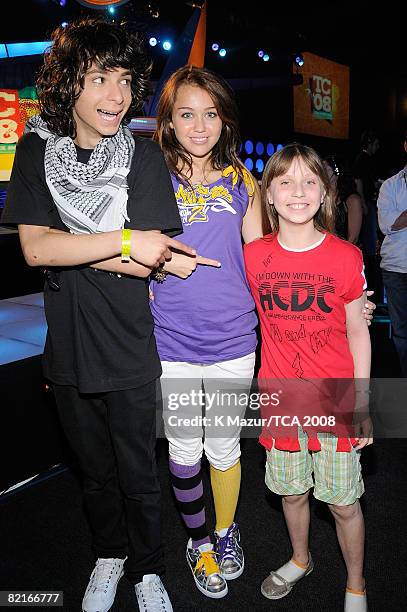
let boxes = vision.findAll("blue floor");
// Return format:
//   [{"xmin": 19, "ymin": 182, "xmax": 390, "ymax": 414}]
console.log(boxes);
[{"xmin": 0, "ymin": 293, "xmax": 46, "ymax": 365}]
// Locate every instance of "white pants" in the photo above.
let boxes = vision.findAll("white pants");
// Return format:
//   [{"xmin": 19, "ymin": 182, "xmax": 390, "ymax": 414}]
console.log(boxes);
[{"xmin": 160, "ymin": 353, "xmax": 256, "ymax": 470}]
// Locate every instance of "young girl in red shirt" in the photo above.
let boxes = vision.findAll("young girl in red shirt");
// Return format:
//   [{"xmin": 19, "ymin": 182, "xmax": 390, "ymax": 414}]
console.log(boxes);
[{"xmin": 244, "ymin": 143, "xmax": 373, "ymax": 612}]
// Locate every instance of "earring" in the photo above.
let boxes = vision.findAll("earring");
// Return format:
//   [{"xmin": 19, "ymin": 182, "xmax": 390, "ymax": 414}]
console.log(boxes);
[{"xmin": 268, "ymin": 199, "xmax": 274, "ymax": 206}]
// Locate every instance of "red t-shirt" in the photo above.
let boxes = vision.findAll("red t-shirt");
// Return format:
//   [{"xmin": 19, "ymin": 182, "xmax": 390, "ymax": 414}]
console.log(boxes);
[{"xmin": 244, "ymin": 232, "xmax": 366, "ymax": 452}]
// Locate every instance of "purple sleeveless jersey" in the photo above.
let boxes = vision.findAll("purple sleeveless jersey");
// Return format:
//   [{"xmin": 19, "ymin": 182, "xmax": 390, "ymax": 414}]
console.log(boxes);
[{"xmin": 150, "ymin": 170, "xmax": 258, "ymax": 363}]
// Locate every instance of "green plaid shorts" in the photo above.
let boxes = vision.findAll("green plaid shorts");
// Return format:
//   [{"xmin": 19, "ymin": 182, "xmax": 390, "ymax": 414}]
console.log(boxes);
[{"xmin": 265, "ymin": 429, "xmax": 364, "ymax": 505}]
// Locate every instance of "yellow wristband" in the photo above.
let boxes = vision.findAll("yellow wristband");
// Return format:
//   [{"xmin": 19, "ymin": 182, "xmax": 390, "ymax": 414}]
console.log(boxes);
[{"xmin": 121, "ymin": 228, "xmax": 131, "ymax": 263}]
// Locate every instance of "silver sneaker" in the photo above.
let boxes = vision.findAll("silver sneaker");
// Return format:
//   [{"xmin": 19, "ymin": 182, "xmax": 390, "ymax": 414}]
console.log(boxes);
[
  {"xmin": 186, "ymin": 539, "xmax": 228, "ymax": 599},
  {"xmin": 135, "ymin": 574, "xmax": 173, "ymax": 612},
  {"xmin": 82, "ymin": 557, "xmax": 126, "ymax": 612},
  {"xmin": 214, "ymin": 522, "xmax": 244, "ymax": 580}
]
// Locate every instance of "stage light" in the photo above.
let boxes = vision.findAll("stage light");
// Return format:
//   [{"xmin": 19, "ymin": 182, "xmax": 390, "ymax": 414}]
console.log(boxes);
[
  {"xmin": 162, "ymin": 41, "xmax": 172, "ymax": 51},
  {"xmin": 59, "ymin": 0, "xmax": 67, "ymax": 6},
  {"xmin": 277, "ymin": 144, "xmax": 283, "ymax": 151},
  {"xmin": 6, "ymin": 41, "xmax": 52, "ymax": 58},
  {"xmin": 108, "ymin": 6, "xmax": 115, "ymax": 14},
  {"xmin": 256, "ymin": 159, "xmax": 264, "ymax": 173},
  {"xmin": 149, "ymin": 37, "xmax": 157, "ymax": 47},
  {"xmin": 267, "ymin": 143, "xmax": 275, "ymax": 156},
  {"xmin": 258, "ymin": 50, "xmax": 264, "ymax": 58},
  {"xmin": 263, "ymin": 54, "xmax": 270, "ymax": 62},
  {"xmin": 244, "ymin": 158, "xmax": 254, "ymax": 171},
  {"xmin": 149, "ymin": 5, "xmax": 159, "ymax": 18},
  {"xmin": 212, "ymin": 43, "xmax": 219, "ymax": 51},
  {"xmin": 256, "ymin": 142, "xmax": 264, "ymax": 155},
  {"xmin": 244, "ymin": 140, "xmax": 254, "ymax": 154},
  {"xmin": 295, "ymin": 54, "xmax": 304, "ymax": 67},
  {"xmin": 219, "ymin": 48, "xmax": 226, "ymax": 57},
  {"xmin": 61, "ymin": 22, "xmax": 68, "ymax": 28}
]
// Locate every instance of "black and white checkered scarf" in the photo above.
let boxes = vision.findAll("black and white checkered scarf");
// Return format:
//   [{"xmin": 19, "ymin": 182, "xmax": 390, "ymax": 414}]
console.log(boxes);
[{"xmin": 25, "ymin": 116, "xmax": 135, "ymax": 234}]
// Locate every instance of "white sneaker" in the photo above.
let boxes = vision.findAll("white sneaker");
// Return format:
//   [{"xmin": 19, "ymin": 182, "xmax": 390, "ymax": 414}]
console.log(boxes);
[
  {"xmin": 82, "ymin": 557, "xmax": 126, "ymax": 612},
  {"xmin": 135, "ymin": 574, "xmax": 173, "ymax": 611}
]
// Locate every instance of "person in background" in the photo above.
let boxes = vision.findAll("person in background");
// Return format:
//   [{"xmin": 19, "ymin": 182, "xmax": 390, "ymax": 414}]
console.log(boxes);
[
  {"xmin": 353, "ymin": 129, "xmax": 380, "ymax": 288},
  {"xmin": 336, "ymin": 172, "xmax": 363, "ymax": 244},
  {"xmin": 377, "ymin": 128, "xmax": 407, "ymax": 376},
  {"xmin": 324, "ymin": 159, "xmax": 363, "ymax": 244},
  {"xmin": 353, "ymin": 129, "xmax": 380, "ymax": 215}
]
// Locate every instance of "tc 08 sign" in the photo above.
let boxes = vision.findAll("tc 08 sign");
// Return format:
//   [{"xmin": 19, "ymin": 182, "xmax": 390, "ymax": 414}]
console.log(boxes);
[
  {"xmin": 0, "ymin": 90, "xmax": 23, "ymax": 144},
  {"xmin": 309, "ymin": 75, "xmax": 333, "ymax": 121},
  {"xmin": 0, "ymin": 89, "xmax": 33, "ymax": 180},
  {"xmin": 293, "ymin": 52, "xmax": 349, "ymax": 139}
]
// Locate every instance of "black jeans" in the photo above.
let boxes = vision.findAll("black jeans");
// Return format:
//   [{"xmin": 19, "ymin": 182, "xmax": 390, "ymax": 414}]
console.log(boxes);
[
  {"xmin": 382, "ymin": 270, "xmax": 407, "ymax": 377},
  {"xmin": 53, "ymin": 381, "xmax": 164, "ymax": 583}
]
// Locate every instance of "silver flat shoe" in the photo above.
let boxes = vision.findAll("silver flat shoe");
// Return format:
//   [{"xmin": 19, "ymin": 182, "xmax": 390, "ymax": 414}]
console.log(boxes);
[{"xmin": 261, "ymin": 555, "xmax": 314, "ymax": 600}]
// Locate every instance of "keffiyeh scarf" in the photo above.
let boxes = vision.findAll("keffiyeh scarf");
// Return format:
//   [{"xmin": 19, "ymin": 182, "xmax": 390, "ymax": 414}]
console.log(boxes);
[{"xmin": 25, "ymin": 115, "xmax": 135, "ymax": 234}]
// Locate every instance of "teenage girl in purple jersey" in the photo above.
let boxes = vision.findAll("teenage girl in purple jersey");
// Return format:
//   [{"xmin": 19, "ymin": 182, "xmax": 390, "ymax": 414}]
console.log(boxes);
[{"xmin": 151, "ymin": 66, "xmax": 263, "ymax": 599}]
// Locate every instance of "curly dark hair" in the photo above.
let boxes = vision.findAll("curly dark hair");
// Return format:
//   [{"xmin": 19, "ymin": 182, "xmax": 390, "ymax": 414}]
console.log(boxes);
[
  {"xmin": 154, "ymin": 65, "xmax": 245, "ymax": 185},
  {"xmin": 36, "ymin": 16, "xmax": 152, "ymax": 138}
]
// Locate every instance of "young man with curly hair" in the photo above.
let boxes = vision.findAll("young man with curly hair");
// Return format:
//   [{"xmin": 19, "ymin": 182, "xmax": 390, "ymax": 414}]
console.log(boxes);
[{"xmin": 2, "ymin": 17, "xmax": 194, "ymax": 612}]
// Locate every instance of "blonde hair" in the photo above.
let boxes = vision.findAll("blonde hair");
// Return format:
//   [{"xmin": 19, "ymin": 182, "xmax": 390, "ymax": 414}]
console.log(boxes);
[{"xmin": 260, "ymin": 143, "xmax": 336, "ymax": 234}]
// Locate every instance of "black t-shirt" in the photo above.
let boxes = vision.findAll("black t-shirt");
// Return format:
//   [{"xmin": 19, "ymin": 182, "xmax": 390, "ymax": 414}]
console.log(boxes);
[{"xmin": 1, "ymin": 132, "xmax": 182, "ymax": 393}]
